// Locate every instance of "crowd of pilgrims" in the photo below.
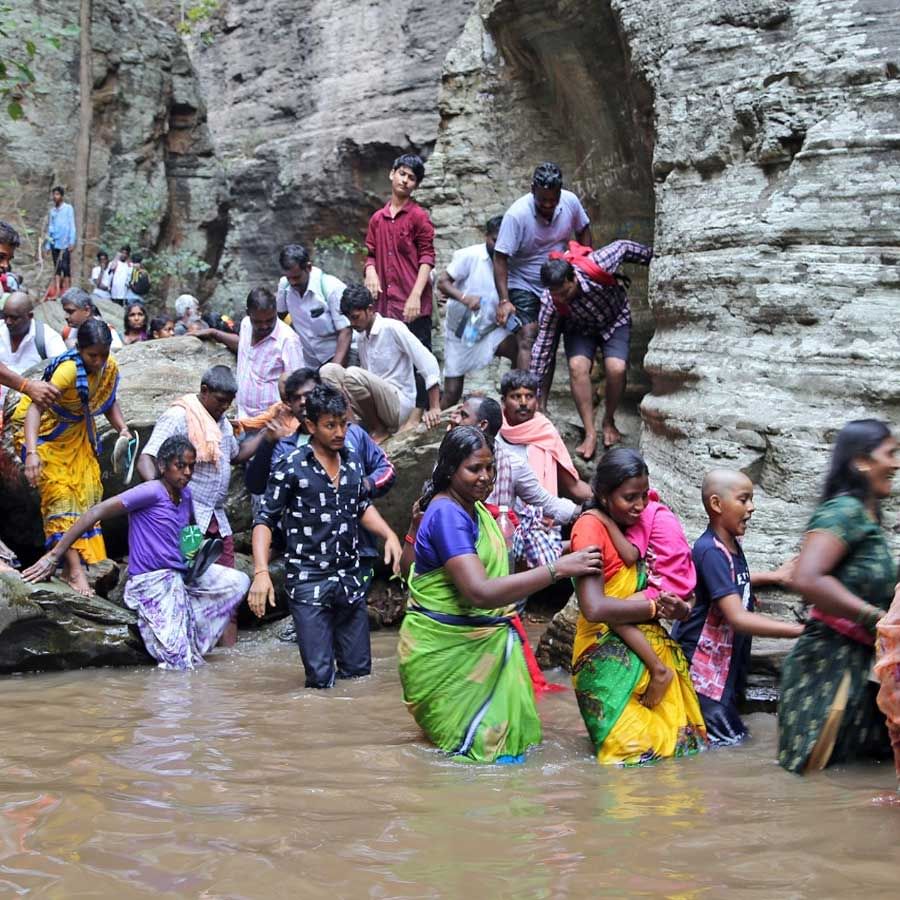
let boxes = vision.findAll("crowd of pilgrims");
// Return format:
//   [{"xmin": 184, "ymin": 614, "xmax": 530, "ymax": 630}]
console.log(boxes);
[{"xmin": 0, "ymin": 156, "xmax": 898, "ymax": 784}]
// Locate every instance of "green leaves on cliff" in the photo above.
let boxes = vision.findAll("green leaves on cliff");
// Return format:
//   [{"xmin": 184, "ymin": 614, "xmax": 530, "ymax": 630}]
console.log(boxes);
[
  {"xmin": 177, "ymin": 0, "xmax": 221, "ymax": 45},
  {"xmin": 0, "ymin": 6, "xmax": 79, "ymax": 121},
  {"xmin": 103, "ymin": 197, "xmax": 210, "ymax": 286}
]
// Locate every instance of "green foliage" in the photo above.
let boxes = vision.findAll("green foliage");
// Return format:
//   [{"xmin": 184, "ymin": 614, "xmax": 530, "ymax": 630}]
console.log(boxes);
[
  {"xmin": 102, "ymin": 198, "xmax": 209, "ymax": 284},
  {"xmin": 314, "ymin": 234, "xmax": 366, "ymax": 256},
  {"xmin": 177, "ymin": 0, "xmax": 221, "ymax": 45},
  {"xmin": 0, "ymin": 5, "xmax": 79, "ymax": 121}
]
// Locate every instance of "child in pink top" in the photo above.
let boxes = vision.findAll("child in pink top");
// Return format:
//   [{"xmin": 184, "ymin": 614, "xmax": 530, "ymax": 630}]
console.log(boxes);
[{"xmin": 597, "ymin": 490, "xmax": 697, "ymax": 708}]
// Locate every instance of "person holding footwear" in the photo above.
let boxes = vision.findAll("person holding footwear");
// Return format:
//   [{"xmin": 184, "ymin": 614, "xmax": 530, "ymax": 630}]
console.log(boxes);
[
  {"xmin": 138, "ymin": 367, "xmax": 266, "ymax": 643},
  {"xmin": 11, "ymin": 319, "xmax": 129, "ymax": 596},
  {"xmin": 23, "ymin": 435, "xmax": 250, "ymax": 670}
]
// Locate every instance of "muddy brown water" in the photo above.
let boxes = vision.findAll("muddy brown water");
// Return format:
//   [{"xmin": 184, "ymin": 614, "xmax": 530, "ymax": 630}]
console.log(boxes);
[{"xmin": 0, "ymin": 629, "xmax": 897, "ymax": 898}]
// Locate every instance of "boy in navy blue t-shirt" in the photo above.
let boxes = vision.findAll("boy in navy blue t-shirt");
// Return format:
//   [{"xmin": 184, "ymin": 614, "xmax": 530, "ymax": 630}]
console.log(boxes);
[{"xmin": 673, "ymin": 469, "xmax": 802, "ymax": 744}]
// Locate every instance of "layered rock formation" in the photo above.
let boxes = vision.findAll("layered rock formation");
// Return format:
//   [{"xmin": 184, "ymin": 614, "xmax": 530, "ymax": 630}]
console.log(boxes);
[
  {"xmin": 1, "ymin": 0, "xmax": 227, "ymax": 301},
  {"xmin": 178, "ymin": 0, "xmax": 475, "ymax": 306}
]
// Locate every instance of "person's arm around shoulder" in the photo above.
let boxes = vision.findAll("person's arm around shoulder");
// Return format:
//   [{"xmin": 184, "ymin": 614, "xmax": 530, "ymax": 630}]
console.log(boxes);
[{"xmin": 0, "ymin": 362, "xmax": 60, "ymax": 409}]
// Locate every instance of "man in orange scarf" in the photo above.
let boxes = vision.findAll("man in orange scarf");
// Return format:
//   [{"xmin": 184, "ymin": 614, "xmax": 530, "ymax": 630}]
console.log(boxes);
[{"xmin": 496, "ymin": 370, "xmax": 591, "ymax": 504}]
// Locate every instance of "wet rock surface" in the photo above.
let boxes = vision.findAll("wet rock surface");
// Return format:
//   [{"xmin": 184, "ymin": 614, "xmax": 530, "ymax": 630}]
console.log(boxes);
[{"xmin": 0, "ymin": 572, "xmax": 152, "ymax": 674}]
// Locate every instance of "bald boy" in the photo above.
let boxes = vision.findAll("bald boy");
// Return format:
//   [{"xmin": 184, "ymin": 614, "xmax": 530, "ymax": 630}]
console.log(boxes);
[{"xmin": 673, "ymin": 468, "xmax": 801, "ymax": 744}]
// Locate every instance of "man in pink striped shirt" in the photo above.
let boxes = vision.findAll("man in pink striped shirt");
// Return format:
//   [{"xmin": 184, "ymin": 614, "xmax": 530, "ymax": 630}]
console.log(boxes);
[{"xmin": 197, "ymin": 287, "xmax": 305, "ymax": 420}]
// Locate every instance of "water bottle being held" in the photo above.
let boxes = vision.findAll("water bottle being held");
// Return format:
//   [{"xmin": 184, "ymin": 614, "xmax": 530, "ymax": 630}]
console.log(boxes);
[
  {"xmin": 497, "ymin": 504, "xmax": 517, "ymax": 573},
  {"xmin": 462, "ymin": 310, "xmax": 482, "ymax": 347}
]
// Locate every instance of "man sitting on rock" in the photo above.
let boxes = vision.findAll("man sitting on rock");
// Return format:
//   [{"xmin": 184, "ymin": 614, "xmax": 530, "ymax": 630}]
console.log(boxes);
[
  {"xmin": 320, "ymin": 284, "xmax": 442, "ymax": 442},
  {"xmin": 137, "ymin": 365, "xmax": 267, "ymax": 644},
  {"xmin": 530, "ymin": 239, "xmax": 653, "ymax": 458},
  {"xmin": 244, "ymin": 366, "xmax": 396, "ymax": 642},
  {"xmin": 276, "ymin": 243, "xmax": 351, "ymax": 368}
]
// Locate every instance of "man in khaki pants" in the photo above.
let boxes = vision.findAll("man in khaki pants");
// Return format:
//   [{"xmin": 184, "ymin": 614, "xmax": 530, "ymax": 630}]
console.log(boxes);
[{"xmin": 320, "ymin": 284, "xmax": 442, "ymax": 443}]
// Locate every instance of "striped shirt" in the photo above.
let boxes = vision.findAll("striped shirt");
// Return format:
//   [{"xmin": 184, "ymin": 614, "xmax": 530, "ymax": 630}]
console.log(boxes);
[
  {"xmin": 529, "ymin": 240, "xmax": 652, "ymax": 388},
  {"xmin": 236, "ymin": 316, "xmax": 305, "ymax": 419}
]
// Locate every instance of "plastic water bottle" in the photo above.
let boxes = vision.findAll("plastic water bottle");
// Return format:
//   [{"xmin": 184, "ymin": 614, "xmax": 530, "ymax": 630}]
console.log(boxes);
[
  {"xmin": 462, "ymin": 310, "xmax": 481, "ymax": 347},
  {"xmin": 497, "ymin": 505, "xmax": 516, "ymax": 573}
]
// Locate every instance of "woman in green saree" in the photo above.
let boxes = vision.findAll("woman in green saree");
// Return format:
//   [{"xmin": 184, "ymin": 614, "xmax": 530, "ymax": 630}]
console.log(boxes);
[
  {"xmin": 397, "ymin": 426, "xmax": 602, "ymax": 764},
  {"xmin": 779, "ymin": 419, "xmax": 898, "ymax": 773}
]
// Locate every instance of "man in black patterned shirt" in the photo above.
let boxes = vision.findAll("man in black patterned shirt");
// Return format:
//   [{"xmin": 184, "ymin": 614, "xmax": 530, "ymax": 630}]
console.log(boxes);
[
  {"xmin": 248, "ymin": 384, "xmax": 402, "ymax": 688},
  {"xmin": 530, "ymin": 239, "xmax": 652, "ymax": 459}
]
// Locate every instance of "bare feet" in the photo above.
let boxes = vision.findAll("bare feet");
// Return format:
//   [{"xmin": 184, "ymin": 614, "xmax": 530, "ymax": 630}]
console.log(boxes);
[
  {"xmin": 640, "ymin": 666, "xmax": 674, "ymax": 708},
  {"xmin": 64, "ymin": 565, "xmax": 94, "ymax": 598},
  {"xmin": 575, "ymin": 430, "xmax": 598, "ymax": 460},
  {"xmin": 602, "ymin": 418, "xmax": 623, "ymax": 449}
]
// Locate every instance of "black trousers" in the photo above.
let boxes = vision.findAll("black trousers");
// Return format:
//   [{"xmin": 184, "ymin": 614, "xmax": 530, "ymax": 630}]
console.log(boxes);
[
  {"xmin": 407, "ymin": 315, "xmax": 432, "ymax": 409},
  {"xmin": 287, "ymin": 571, "xmax": 372, "ymax": 688}
]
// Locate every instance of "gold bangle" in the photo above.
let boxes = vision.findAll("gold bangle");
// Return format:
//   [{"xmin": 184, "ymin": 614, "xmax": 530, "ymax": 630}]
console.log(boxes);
[
  {"xmin": 648, "ymin": 597, "xmax": 658, "ymax": 619},
  {"xmin": 253, "ymin": 569, "xmax": 269, "ymax": 576},
  {"xmin": 19, "ymin": 376, "xmax": 29, "ymax": 392}
]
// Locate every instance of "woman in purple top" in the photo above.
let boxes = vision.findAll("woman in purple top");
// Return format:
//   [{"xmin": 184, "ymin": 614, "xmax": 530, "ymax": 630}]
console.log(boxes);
[{"xmin": 23, "ymin": 435, "xmax": 249, "ymax": 670}]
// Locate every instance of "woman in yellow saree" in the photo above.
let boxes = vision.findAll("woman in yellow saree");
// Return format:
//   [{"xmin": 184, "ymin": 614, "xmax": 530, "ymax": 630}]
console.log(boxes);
[
  {"xmin": 398, "ymin": 426, "xmax": 602, "ymax": 763},
  {"xmin": 571, "ymin": 449, "xmax": 707, "ymax": 765},
  {"xmin": 12, "ymin": 317, "xmax": 131, "ymax": 596}
]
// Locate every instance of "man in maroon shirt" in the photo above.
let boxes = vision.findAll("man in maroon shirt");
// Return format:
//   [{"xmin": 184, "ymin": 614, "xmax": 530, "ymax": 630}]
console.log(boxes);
[{"xmin": 364, "ymin": 154, "xmax": 436, "ymax": 427}]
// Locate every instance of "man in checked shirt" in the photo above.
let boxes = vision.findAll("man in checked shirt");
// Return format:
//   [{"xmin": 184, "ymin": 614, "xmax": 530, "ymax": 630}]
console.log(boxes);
[{"xmin": 530, "ymin": 239, "xmax": 653, "ymax": 459}]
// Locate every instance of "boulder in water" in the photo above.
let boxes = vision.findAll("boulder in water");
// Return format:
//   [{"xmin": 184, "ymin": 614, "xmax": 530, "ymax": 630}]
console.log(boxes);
[{"xmin": 0, "ymin": 572, "xmax": 153, "ymax": 674}]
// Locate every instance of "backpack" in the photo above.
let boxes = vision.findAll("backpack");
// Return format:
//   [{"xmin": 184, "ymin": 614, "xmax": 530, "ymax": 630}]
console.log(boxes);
[
  {"xmin": 130, "ymin": 268, "xmax": 150, "ymax": 296},
  {"xmin": 34, "ymin": 322, "xmax": 48, "ymax": 360}
]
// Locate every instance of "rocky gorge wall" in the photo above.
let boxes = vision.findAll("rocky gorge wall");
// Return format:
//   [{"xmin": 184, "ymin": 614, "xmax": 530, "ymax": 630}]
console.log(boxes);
[
  {"xmin": 0, "ymin": 0, "xmax": 227, "ymax": 300},
  {"xmin": 3, "ymin": 1, "xmax": 898, "ymax": 590}
]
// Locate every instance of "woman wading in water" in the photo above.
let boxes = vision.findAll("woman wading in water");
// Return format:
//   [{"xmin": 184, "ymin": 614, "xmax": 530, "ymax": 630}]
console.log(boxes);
[
  {"xmin": 570, "ymin": 449, "xmax": 707, "ymax": 765},
  {"xmin": 398, "ymin": 426, "xmax": 602, "ymax": 763},
  {"xmin": 779, "ymin": 419, "xmax": 898, "ymax": 773},
  {"xmin": 23, "ymin": 435, "xmax": 249, "ymax": 670},
  {"xmin": 12, "ymin": 319, "xmax": 130, "ymax": 595}
]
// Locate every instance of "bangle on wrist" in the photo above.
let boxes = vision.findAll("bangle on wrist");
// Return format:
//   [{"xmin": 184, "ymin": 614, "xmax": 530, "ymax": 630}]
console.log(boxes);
[
  {"xmin": 547, "ymin": 560, "xmax": 559, "ymax": 583},
  {"xmin": 253, "ymin": 569, "xmax": 268, "ymax": 576},
  {"xmin": 648, "ymin": 597, "xmax": 658, "ymax": 619},
  {"xmin": 404, "ymin": 534, "xmax": 415, "ymax": 545},
  {"xmin": 19, "ymin": 376, "xmax": 29, "ymax": 393}
]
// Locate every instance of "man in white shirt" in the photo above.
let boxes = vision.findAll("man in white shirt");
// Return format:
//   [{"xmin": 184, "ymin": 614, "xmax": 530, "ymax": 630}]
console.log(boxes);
[
  {"xmin": 276, "ymin": 243, "xmax": 351, "ymax": 368},
  {"xmin": 0, "ymin": 292, "xmax": 67, "ymax": 403},
  {"xmin": 320, "ymin": 284, "xmax": 441, "ymax": 442},
  {"xmin": 437, "ymin": 214, "xmax": 515, "ymax": 408},
  {"xmin": 106, "ymin": 245, "xmax": 134, "ymax": 306}
]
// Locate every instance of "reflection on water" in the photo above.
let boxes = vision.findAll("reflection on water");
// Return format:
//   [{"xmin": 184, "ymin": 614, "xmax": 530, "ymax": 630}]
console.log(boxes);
[{"xmin": 0, "ymin": 630, "xmax": 897, "ymax": 896}]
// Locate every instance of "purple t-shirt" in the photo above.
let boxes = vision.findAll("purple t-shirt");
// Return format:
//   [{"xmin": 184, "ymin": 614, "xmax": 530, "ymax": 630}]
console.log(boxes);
[
  {"xmin": 414, "ymin": 498, "xmax": 478, "ymax": 575},
  {"xmin": 119, "ymin": 480, "xmax": 193, "ymax": 576}
]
